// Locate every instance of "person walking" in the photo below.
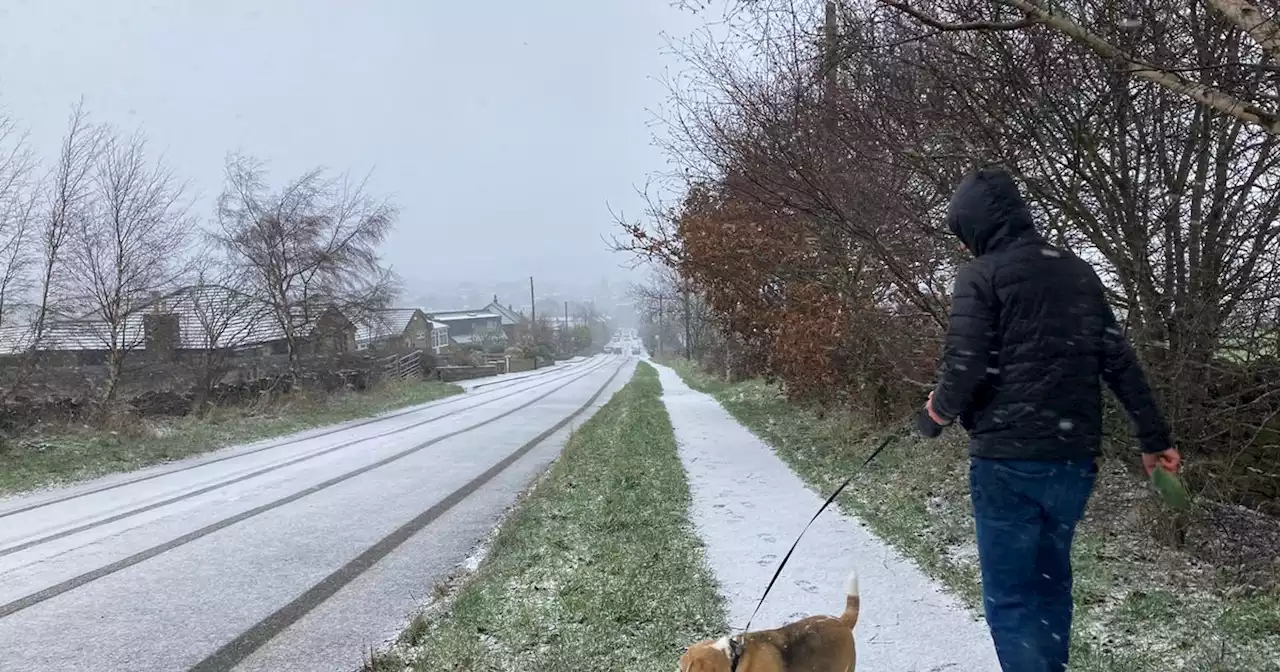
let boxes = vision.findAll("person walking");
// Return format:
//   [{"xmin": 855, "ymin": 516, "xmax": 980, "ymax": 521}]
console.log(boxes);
[{"xmin": 916, "ymin": 166, "xmax": 1182, "ymax": 672}]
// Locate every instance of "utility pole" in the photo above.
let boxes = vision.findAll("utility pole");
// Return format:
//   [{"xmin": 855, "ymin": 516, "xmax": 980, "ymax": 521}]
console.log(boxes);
[
  {"xmin": 529, "ymin": 276, "xmax": 537, "ymax": 370},
  {"xmin": 564, "ymin": 300, "xmax": 569, "ymax": 353}
]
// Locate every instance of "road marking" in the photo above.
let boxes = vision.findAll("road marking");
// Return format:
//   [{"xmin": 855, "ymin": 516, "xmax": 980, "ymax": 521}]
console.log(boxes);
[
  {"xmin": 187, "ymin": 359, "xmax": 629, "ymax": 672},
  {"xmin": 0, "ymin": 358, "xmax": 626, "ymax": 620},
  {"xmin": 0, "ymin": 358, "xmax": 614, "ymax": 559},
  {"xmin": 0, "ymin": 357, "xmax": 597, "ymax": 520}
]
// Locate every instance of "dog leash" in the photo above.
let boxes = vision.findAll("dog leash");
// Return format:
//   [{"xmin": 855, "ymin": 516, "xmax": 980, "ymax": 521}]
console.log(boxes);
[{"xmin": 737, "ymin": 431, "xmax": 900, "ymax": 636}]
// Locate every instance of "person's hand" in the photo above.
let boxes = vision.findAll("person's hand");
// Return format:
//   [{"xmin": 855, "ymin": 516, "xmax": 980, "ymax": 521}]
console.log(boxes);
[
  {"xmin": 916, "ymin": 390, "xmax": 949, "ymax": 439},
  {"xmin": 1142, "ymin": 448, "xmax": 1182, "ymax": 476},
  {"xmin": 926, "ymin": 390, "xmax": 950, "ymax": 426},
  {"xmin": 916, "ymin": 404, "xmax": 944, "ymax": 438}
]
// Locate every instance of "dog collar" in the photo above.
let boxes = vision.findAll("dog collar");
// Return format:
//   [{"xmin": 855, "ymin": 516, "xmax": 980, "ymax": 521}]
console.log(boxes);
[{"xmin": 727, "ymin": 635, "xmax": 745, "ymax": 671}]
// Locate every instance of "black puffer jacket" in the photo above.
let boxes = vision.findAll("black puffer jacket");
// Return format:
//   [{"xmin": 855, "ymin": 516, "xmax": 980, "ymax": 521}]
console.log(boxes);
[{"xmin": 930, "ymin": 167, "xmax": 1172, "ymax": 460}]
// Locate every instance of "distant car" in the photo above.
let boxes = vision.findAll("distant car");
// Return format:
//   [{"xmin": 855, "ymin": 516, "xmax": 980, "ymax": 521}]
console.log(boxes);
[{"xmin": 632, "ymin": 347, "xmax": 641, "ymax": 355}]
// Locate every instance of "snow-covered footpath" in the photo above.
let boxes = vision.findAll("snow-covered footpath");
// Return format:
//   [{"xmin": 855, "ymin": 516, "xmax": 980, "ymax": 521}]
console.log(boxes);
[{"xmin": 655, "ymin": 364, "xmax": 1002, "ymax": 671}]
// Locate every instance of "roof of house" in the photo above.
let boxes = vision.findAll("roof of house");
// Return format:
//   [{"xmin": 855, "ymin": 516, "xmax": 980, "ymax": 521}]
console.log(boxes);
[
  {"xmin": 354, "ymin": 308, "xmax": 443, "ymax": 340},
  {"xmin": 0, "ymin": 285, "xmax": 352, "ymax": 354},
  {"xmin": 355, "ymin": 308, "xmax": 422, "ymax": 345},
  {"xmin": 0, "ymin": 320, "xmax": 146, "ymax": 355},
  {"xmin": 133, "ymin": 285, "xmax": 298, "ymax": 349},
  {"xmin": 485, "ymin": 301, "xmax": 524, "ymax": 326},
  {"xmin": 428, "ymin": 309, "xmax": 502, "ymax": 322},
  {"xmin": 161, "ymin": 285, "xmax": 287, "ymax": 349}
]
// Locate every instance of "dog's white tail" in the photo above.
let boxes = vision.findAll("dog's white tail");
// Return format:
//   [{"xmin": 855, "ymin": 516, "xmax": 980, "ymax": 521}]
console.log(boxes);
[{"xmin": 839, "ymin": 569, "xmax": 860, "ymax": 629}]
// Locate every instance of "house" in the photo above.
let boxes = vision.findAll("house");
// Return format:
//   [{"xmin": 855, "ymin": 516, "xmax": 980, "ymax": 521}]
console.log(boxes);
[
  {"xmin": 547, "ymin": 316, "xmax": 586, "ymax": 334},
  {"xmin": 304, "ymin": 307, "xmax": 358, "ymax": 355},
  {"xmin": 356, "ymin": 308, "xmax": 449, "ymax": 355},
  {"xmin": 549, "ymin": 311, "xmax": 611, "ymax": 344},
  {"xmin": 0, "ymin": 320, "xmax": 147, "ymax": 365},
  {"xmin": 147, "ymin": 285, "xmax": 278, "ymax": 352},
  {"xmin": 428, "ymin": 318, "xmax": 449, "ymax": 354},
  {"xmin": 483, "ymin": 295, "xmax": 526, "ymax": 341},
  {"xmin": 145, "ymin": 286, "xmax": 356, "ymax": 357},
  {"xmin": 428, "ymin": 308, "xmax": 506, "ymax": 351},
  {"xmin": 0, "ymin": 286, "xmax": 360, "ymax": 363},
  {"xmin": 356, "ymin": 308, "xmax": 425, "ymax": 352}
]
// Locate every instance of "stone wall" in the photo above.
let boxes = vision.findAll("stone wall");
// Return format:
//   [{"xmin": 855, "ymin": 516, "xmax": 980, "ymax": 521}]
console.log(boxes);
[
  {"xmin": 0, "ymin": 349, "xmax": 403, "ymax": 431},
  {"xmin": 434, "ymin": 365, "xmax": 500, "ymax": 382}
]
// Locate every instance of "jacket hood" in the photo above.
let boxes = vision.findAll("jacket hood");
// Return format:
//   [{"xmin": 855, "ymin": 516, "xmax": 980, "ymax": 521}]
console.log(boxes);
[{"xmin": 945, "ymin": 167, "xmax": 1036, "ymax": 256}]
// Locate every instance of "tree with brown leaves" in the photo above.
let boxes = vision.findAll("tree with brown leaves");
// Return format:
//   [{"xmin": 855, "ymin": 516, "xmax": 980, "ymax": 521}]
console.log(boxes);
[{"xmin": 635, "ymin": 0, "xmax": 1280, "ymax": 493}]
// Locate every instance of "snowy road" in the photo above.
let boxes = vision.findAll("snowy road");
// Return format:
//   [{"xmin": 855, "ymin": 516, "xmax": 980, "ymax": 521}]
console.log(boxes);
[
  {"xmin": 0, "ymin": 354, "xmax": 634, "ymax": 672},
  {"xmin": 654, "ymin": 363, "xmax": 1002, "ymax": 672}
]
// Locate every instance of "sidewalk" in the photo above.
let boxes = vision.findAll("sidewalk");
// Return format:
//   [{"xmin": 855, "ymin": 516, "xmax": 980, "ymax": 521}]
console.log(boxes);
[{"xmin": 654, "ymin": 363, "xmax": 1001, "ymax": 671}]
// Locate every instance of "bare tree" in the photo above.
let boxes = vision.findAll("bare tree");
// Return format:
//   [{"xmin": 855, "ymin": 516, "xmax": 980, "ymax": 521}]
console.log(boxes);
[
  {"xmin": 513, "ymin": 315, "xmax": 555, "ymax": 361},
  {"xmin": 573, "ymin": 301, "xmax": 610, "ymax": 351},
  {"xmin": 473, "ymin": 326, "xmax": 507, "ymax": 354},
  {"xmin": 650, "ymin": 0, "xmax": 1280, "ymax": 463},
  {"xmin": 0, "ymin": 114, "xmax": 37, "ymax": 330},
  {"xmin": 62, "ymin": 128, "xmax": 193, "ymax": 407},
  {"xmin": 1, "ymin": 103, "xmax": 107, "ymax": 404},
  {"xmin": 838, "ymin": 0, "xmax": 1280, "ymax": 442},
  {"xmin": 712, "ymin": 0, "xmax": 1280, "ymax": 135},
  {"xmin": 628, "ymin": 266, "xmax": 715, "ymax": 361},
  {"xmin": 185, "ymin": 250, "xmax": 269, "ymax": 408},
  {"xmin": 30, "ymin": 102, "xmax": 107, "ymax": 353},
  {"xmin": 215, "ymin": 154, "xmax": 399, "ymax": 371}
]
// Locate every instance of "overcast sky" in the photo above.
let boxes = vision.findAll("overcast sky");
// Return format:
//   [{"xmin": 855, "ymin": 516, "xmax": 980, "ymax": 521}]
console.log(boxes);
[{"xmin": 0, "ymin": 0, "xmax": 705, "ymax": 297}]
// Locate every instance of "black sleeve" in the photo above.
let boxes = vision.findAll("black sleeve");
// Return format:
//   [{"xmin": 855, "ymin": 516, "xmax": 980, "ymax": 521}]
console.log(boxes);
[
  {"xmin": 931, "ymin": 263, "xmax": 997, "ymax": 423},
  {"xmin": 1100, "ymin": 305, "xmax": 1173, "ymax": 454}
]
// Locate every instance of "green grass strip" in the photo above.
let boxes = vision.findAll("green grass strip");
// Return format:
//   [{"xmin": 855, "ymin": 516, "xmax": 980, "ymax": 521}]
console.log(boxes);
[{"xmin": 388, "ymin": 361, "xmax": 725, "ymax": 672}]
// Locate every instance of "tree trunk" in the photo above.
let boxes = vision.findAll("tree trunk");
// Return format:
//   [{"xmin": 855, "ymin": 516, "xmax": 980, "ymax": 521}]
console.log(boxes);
[
  {"xmin": 195, "ymin": 350, "xmax": 224, "ymax": 413},
  {"xmin": 683, "ymin": 287, "xmax": 693, "ymax": 361},
  {"xmin": 98, "ymin": 349, "xmax": 125, "ymax": 423}
]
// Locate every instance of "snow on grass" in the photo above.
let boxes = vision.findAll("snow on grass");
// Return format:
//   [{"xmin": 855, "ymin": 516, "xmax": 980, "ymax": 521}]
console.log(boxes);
[
  {"xmin": 667, "ymin": 358, "xmax": 1280, "ymax": 672},
  {"xmin": 371, "ymin": 362, "xmax": 725, "ymax": 672}
]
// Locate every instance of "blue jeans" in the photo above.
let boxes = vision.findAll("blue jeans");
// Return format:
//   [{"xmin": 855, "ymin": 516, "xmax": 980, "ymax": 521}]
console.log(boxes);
[{"xmin": 969, "ymin": 457, "xmax": 1097, "ymax": 672}]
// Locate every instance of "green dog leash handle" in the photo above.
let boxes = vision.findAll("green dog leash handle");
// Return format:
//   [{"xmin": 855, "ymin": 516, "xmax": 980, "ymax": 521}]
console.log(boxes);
[{"xmin": 1150, "ymin": 465, "xmax": 1192, "ymax": 511}]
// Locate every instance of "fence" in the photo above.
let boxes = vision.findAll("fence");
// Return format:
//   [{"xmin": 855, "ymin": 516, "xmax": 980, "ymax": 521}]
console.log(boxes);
[
  {"xmin": 381, "ymin": 350, "xmax": 424, "ymax": 381},
  {"xmin": 484, "ymin": 353, "xmax": 511, "ymax": 373}
]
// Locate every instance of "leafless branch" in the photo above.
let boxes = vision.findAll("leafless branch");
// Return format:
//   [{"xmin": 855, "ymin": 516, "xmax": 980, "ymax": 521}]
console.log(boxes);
[
  {"xmin": 61, "ymin": 126, "xmax": 193, "ymax": 407},
  {"xmin": 215, "ymin": 153, "xmax": 398, "ymax": 370},
  {"xmin": 875, "ymin": 0, "xmax": 1036, "ymax": 30},
  {"xmin": 0, "ymin": 113, "xmax": 37, "ymax": 330}
]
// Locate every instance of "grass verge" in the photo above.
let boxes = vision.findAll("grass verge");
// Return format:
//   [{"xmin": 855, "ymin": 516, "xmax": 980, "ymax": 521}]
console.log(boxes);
[
  {"xmin": 0, "ymin": 378, "xmax": 462, "ymax": 496},
  {"xmin": 371, "ymin": 361, "xmax": 725, "ymax": 672},
  {"xmin": 666, "ymin": 358, "xmax": 1280, "ymax": 672}
]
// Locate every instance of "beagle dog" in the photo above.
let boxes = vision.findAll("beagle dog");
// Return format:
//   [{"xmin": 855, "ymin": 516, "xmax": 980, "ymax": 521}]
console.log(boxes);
[{"xmin": 680, "ymin": 570, "xmax": 859, "ymax": 672}]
